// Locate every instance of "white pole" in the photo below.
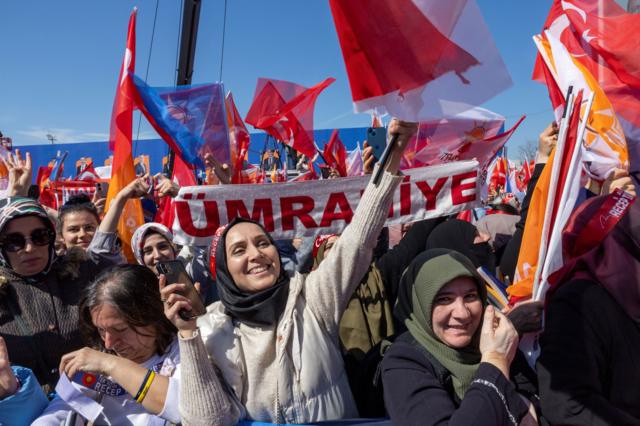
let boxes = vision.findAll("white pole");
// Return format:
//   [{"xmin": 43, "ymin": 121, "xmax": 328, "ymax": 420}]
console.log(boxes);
[
  {"xmin": 530, "ymin": 90, "xmax": 575, "ymax": 298},
  {"xmin": 535, "ymin": 91, "xmax": 595, "ymax": 301}
]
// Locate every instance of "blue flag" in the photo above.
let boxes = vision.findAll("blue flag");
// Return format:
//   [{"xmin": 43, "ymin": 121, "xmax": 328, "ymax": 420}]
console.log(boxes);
[{"xmin": 130, "ymin": 74, "xmax": 230, "ymax": 169}]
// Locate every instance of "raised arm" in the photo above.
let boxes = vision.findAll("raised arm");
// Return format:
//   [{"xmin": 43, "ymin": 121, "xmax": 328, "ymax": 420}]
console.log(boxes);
[
  {"xmin": 160, "ymin": 277, "xmax": 239, "ymax": 426},
  {"xmin": 99, "ymin": 175, "xmax": 151, "ymax": 234},
  {"xmin": 304, "ymin": 119, "xmax": 417, "ymax": 335}
]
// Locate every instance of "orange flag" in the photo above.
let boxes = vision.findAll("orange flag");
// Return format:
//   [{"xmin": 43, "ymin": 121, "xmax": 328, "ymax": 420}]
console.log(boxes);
[
  {"xmin": 507, "ymin": 152, "xmax": 555, "ymax": 300},
  {"xmin": 105, "ymin": 9, "xmax": 144, "ymax": 262},
  {"xmin": 507, "ymin": 91, "xmax": 584, "ymax": 301}
]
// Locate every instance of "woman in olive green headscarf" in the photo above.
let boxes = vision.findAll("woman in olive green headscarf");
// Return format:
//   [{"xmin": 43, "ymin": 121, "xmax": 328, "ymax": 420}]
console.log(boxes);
[{"xmin": 382, "ymin": 249, "xmax": 537, "ymax": 426}]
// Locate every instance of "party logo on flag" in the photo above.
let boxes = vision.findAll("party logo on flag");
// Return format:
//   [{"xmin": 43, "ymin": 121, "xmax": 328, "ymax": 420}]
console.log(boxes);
[{"xmin": 130, "ymin": 74, "xmax": 230, "ymax": 169}]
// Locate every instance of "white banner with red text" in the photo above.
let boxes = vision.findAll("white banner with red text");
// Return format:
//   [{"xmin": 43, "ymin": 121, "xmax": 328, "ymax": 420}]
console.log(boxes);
[{"xmin": 171, "ymin": 160, "xmax": 480, "ymax": 245}]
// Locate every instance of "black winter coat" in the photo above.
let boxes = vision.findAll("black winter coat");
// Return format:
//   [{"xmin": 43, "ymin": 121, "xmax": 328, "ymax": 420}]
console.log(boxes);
[
  {"xmin": 382, "ymin": 332, "xmax": 530, "ymax": 426},
  {"xmin": 538, "ymin": 279, "xmax": 640, "ymax": 425}
]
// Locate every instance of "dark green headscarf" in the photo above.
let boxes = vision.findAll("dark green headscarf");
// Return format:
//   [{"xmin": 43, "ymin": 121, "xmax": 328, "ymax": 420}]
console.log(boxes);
[{"xmin": 404, "ymin": 250, "xmax": 487, "ymax": 398}]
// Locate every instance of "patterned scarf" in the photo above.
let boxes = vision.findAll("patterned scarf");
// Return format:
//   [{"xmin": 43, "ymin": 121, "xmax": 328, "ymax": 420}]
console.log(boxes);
[
  {"xmin": 130, "ymin": 222, "xmax": 176, "ymax": 266},
  {"xmin": 0, "ymin": 197, "xmax": 57, "ymax": 281}
]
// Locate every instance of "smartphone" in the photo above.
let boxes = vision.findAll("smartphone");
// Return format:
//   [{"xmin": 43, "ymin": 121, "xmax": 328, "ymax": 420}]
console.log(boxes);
[
  {"xmin": 157, "ymin": 260, "xmax": 206, "ymax": 320},
  {"xmin": 95, "ymin": 182, "xmax": 109, "ymax": 199},
  {"xmin": 366, "ymin": 127, "xmax": 387, "ymax": 160}
]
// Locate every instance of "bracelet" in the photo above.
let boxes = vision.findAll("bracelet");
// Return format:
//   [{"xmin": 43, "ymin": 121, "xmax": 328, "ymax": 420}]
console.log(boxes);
[{"xmin": 134, "ymin": 369, "xmax": 155, "ymax": 403}]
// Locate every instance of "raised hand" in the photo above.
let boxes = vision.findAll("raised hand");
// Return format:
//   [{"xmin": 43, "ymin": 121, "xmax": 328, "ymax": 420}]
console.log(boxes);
[
  {"xmin": 154, "ymin": 173, "xmax": 180, "ymax": 198},
  {"xmin": 602, "ymin": 168, "xmax": 636, "ymax": 197},
  {"xmin": 204, "ymin": 153, "xmax": 231, "ymax": 185},
  {"xmin": 4, "ymin": 149, "xmax": 33, "ymax": 197},
  {"xmin": 91, "ymin": 191, "xmax": 107, "ymax": 216},
  {"xmin": 0, "ymin": 336, "xmax": 18, "ymax": 399},
  {"xmin": 479, "ymin": 306, "xmax": 519, "ymax": 378},
  {"xmin": 159, "ymin": 275, "xmax": 199, "ymax": 334},
  {"xmin": 117, "ymin": 174, "xmax": 152, "ymax": 200},
  {"xmin": 536, "ymin": 122, "xmax": 558, "ymax": 164},
  {"xmin": 384, "ymin": 119, "xmax": 418, "ymax": 175},
  {"xmin": 362, "ymin": 141, "xmax": 375, "ymax": 175}
]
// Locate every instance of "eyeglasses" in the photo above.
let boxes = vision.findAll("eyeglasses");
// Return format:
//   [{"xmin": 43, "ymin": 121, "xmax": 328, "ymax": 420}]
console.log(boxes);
[{"xmin": 0, "ymin": 228, "xmax": 55, "ymax": 252}]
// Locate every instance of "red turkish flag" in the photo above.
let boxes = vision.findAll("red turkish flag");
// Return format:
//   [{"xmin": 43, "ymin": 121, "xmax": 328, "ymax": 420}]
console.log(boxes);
[
  {"xmin": 533, "ymin": 0, "xmax": 640, "ymax": 140},
  {"xmin": 245, "ymin": 77, "xmax": 334, "ymax": 159},
  {"xmin": 323, "ymin": 129, "xmax": 348, "ymax": 177},
  {"xmin": 105, "ymin": 8, "xmax": 144, "ymax": 262},
  {"xmin": 329, "ymin": 0, "xmax": 512, "ymax": 120},
  {"xmin": 225, "ymin": 92, "xmax": 251, "ymax": 184}
]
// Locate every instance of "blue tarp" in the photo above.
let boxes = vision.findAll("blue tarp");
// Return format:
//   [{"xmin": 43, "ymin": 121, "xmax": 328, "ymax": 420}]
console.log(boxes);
[{"xmin": 18, "ymin": 127, "xmax": 369, "ymax": 182}]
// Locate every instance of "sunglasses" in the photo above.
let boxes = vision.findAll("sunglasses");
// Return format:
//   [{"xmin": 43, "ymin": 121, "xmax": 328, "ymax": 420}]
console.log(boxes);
[{"xmin": 0, "ymin": 228, "xmax": 55, "ymax": 252}]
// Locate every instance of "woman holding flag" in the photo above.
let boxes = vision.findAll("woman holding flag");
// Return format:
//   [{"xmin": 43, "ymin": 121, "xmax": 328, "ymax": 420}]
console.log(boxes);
[
  {"xmin": 160, "ymin": 119, "xmax": 416, "ymax": 425},
  {"xmin": 34, "ymin": 265, "xmax": 181, "ymax": 425}
]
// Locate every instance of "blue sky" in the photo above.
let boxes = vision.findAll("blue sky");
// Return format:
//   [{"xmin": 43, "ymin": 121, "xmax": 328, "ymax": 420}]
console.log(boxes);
[{"xmin": 0, "ymin": 0, "xmax": 554, "ymax": 158}]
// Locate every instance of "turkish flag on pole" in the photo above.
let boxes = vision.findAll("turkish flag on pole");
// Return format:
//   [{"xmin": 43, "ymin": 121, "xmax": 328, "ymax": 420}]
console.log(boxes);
[
  {"xmin": 532, "ymin": 0, "xmax": 640, "ymax": 169},
  {"xmin": 329, "ymin": 0, "xmax": 512, "ymax": 121},
  {"xmin": 323, "ymin": 129, "xmax": 348, "ymax": 177},
  {"xmin": 225, "ymin": 92, "xmax": 251, "ymax": 184},
  {"xmin": 105, "ymin": 8, "xmax": 144, "ymax": 262},
  {"xmin": 245, "ymin": 77, "xmax": 334, "ymax": 159},
  {"xmin": 508, "ymin": 91, "xmax": 585, "ymax": 301}
]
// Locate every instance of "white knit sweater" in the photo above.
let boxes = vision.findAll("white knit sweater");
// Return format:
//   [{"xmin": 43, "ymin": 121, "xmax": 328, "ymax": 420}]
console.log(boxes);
[{"xmin": 178, "ymin": 168, "xmax": 402, "ymax": 425}]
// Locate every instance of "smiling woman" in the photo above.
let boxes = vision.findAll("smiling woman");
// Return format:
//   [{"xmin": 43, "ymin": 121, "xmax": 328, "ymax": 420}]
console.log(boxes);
[
  {"xmin": 0, "ymin": 151, "xmax": 123, "ymax": 393},
  {"xmin": 160, "ymin": 119, "xmax": 416, "ymax": 425},
  {"xmin": 381, "ymin": 249, "xmax": 537, "ymax": 426},
  {"xmin": 57, "ymin": 195, "xmax": 101, "ymax": 251}
]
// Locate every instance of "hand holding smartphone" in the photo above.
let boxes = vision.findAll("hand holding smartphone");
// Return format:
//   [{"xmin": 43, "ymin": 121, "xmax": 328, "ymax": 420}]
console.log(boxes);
[
  {"xmin": 156, "ymin": 260, "xmax": 206, "ymax": 321},
  {"xmin": 366, "ymin": 127, "xmax": 387, "ymax": 161},
  {"xmin": 95, "ymin": 182, "xmax": 109, "ymax": 199}
]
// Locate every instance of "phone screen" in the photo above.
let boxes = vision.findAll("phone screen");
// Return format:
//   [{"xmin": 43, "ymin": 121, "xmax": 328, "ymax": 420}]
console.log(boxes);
[
  {"xmin": 366, "ymin": 127, "xmax": 387, "ymax": 160},
  {"xmin": 157, "ymin": 260, "xmax": 206, "ymax": 319}
]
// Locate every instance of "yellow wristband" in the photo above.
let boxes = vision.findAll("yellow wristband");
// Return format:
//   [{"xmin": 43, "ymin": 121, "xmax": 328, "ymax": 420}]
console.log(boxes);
[{"xmin": 136, "ymin": 370, "xmax": 156, "ymax": 403}]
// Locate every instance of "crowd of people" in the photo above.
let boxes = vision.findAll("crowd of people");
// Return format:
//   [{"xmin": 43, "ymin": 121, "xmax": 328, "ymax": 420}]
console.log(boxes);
[{"xmin": 0, "ymin": 118, "xmax": 638, "ymax": 426}]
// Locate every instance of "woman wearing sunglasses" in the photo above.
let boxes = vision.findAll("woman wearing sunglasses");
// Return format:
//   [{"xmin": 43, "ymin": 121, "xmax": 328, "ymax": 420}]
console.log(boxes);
[{"xmin": 0, "ymin": 151, "xmax": 124, "ymax": 394}]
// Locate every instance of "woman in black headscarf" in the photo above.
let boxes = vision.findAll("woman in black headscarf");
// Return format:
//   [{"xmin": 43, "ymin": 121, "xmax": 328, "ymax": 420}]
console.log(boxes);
[
  {"xmin": 425, "ymin": 219, "xmax": 496, "ymax": 274},
  {"xmin": 160, "ymin": 119, "xmax": 417, "ymax": 425}
]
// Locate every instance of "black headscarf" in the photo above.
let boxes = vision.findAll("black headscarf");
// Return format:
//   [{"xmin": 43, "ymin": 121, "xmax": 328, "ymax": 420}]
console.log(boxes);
[
  {"xmin": 425, "ymin": 219, "xmax": 496, "ymax": 273},
  {"xmin": 215, "ymin": 217, "xmax": 290, "ymax": 326}
]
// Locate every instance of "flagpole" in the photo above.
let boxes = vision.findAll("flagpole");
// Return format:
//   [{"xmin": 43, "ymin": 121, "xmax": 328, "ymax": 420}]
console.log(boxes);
[
  {"xmin": 535, "ymin": 91, "xmax": 594, "ymax": 301},
  {"xmin": 312, "ymin": 142, "xmax": 329, "ymax": 167},
  {"xmin": 169, "ymin": 0, "xmax": 201, "ymax": 178},
  {"xmin": 531, "ymin": 87, "xmax": 574, "ymax": 299}
]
